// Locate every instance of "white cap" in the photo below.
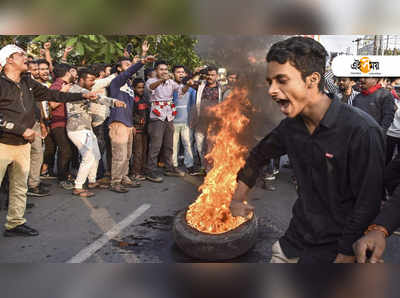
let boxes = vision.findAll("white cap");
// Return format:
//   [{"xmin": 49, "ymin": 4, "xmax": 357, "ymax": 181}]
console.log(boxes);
[{"xmin": 0, "ymin": 44, "xmax": 25, "ymax": 67}]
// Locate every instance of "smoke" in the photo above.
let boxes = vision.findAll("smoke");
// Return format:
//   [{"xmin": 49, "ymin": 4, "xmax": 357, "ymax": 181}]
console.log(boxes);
[{"xmin": 195, "ymin": 35, "xmax": 287, "ymax": 147}]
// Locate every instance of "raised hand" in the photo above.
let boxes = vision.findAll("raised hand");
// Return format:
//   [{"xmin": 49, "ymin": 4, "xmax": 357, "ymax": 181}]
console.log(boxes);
[
  {"xmin": 43, "ymin": 41, "xmax": 51, "ymax": 51},
  {"xmin": 142, "ymin": 40, "xmax": 149, "ymax": 54},
  {"xmin": 64, "ymin": 46, "xmax": 74, "ymax": 54}
]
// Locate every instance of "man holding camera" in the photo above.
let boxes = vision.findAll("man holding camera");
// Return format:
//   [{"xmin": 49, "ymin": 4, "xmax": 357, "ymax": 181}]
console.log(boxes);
[{"xmin": 0, "ymin": 44, "xmax": 99, "ymax": 237}]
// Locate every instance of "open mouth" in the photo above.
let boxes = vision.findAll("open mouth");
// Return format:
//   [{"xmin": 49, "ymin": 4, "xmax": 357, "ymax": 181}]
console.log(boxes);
[{"xmin": 275, "ymin": 98, "xmax": 290, "ymax": 113}]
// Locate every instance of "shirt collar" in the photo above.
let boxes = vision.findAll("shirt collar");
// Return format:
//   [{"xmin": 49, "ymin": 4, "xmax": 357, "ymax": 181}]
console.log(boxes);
[{"xmin": 319, "ymin": 98, "xmax": 341, "ymax": 129}]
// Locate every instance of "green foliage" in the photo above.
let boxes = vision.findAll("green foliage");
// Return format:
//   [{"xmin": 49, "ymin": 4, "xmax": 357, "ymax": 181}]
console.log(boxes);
[{"xmin": 0, "ymin": 35, "xmax": 203, "ymax": 70}]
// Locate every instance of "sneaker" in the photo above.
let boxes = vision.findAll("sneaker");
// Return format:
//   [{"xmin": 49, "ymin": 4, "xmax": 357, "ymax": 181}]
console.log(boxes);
[
  {"xmin": 110, "ymin": 184, "xmax": 129, "ymax": 193},
  {"xmin": 27, "ymin": 186, "xmax": 49, "ymax": 197},
  {"xmin": 4, "ymin": 224, "xmax": 39, "ymax": 237},
  {"xmin": 146, "ymin": 172, "xmax": 164, "ymax": 183},
  {"xmin": 59, "ymin": 180, "xmax": 74, "ymax": 190},
  {"xmin": 164, "ymin": 167, "xmax": 185, "ymax": 177},
  {"xmin": 263, "ymin": 173, "xmax": 276, "ymax": 181},
  {"xmin": 273, "ymin": 169, "xmax": 280, "ymax": 175},
  {"xmin": 188, "ymin": 167, "xmax": 201, "ymax": 176},
  {"xmin": 40, "ymin": 172, "xmax": 57, "ymax": 180}
]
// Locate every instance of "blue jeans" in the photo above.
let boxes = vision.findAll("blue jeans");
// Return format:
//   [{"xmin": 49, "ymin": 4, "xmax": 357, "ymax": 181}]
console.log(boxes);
[{"xmin": 173, "ymin": 123, "xmax": 194, "ymax": 168}]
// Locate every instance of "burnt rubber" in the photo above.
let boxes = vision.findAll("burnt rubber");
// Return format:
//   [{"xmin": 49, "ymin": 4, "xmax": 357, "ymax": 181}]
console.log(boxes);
[{"xmin": 173, "ymin": 209, "xmax": 258, "ymax": 261}]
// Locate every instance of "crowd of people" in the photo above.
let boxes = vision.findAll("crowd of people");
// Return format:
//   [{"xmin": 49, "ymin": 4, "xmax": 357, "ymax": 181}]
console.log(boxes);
[
  {"xmin": 0, "ymin": 40, "xmax": 238, "ymax": 237},
  {"xmin": 2, "ymin": 36, "xmax": 400, "ymax": 263}
]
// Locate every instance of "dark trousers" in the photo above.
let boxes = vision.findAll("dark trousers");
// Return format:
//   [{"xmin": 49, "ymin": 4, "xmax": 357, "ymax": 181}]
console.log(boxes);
[
  {"xmin": 146, "ymin": 120, "xmax": 174, "ymax": 173},
  {"xmin": 386, "ymin": 135, "xmax": 400, "ymax": 165},
  {"xmin": 43, "ymin": 132, "xmax": 56, "ymax": 174},
  {"xmin": 130, "ymin": 132, "xmax": 148, "ymax": 176},
  {"xmin": 385, "ymin": 158, "xmax": 400, "ymax": 196},
  {"xmin": 51, "ymin": 127, "xmax": 74, "ymax": 181},
  {"xmin": 93, "ymin": 123, "xmax": 107, "ymax": 178}
]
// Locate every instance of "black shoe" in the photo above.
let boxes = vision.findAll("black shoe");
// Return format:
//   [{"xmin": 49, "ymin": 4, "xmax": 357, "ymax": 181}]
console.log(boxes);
[
  {"xmin": 4, "ymin": 224, "xmax": 39, "ymax": 237},
  {"xmin": 188, "ymin": 167, "xmax": 201, "ymax": 176},
  {"xmin": 110, "ymin": 184, "xmax": 129, "ymax": 193},
  {"xmin": 40, "ymin": 172, "xmax": 57, "ymax": 180},
  {"xmin": 40, "ymin": 182, "xmax": 51, "ymax": 188},
  {"xmin": 26, "ymin": 202, "xmax": 35, "ymax": 209},
  {"xmin": 146, "ymin": 172, "xmax": 164, "ymax": 183},
  {"xmin": 164, "ymin": 167, "xmax": 185, "ymax": 177},
  {"xmin": 27, "ymin": 186, "xmax": 49, "ymax": 197}
]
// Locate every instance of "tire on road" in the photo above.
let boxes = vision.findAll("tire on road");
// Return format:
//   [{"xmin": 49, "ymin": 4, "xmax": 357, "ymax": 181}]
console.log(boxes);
[{"xmin": 173, "ymin": 209, "xmax": 258, "ymax": 261}]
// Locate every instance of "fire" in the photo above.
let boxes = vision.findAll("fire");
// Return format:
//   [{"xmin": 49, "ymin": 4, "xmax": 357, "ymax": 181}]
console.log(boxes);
[{"xmin": 186, "ymin": 87, "xmax": 253, "ymax": 234}]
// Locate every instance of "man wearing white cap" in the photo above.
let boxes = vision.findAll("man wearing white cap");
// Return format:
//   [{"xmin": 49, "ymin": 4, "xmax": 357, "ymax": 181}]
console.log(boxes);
[{"xmin": 0, "ymin": 44, "xmax": 99, "ymax": 237}]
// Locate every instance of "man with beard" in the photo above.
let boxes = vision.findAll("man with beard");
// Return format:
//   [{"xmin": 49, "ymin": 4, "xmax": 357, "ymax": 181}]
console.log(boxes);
[
  {"xmin": 191, "ymin": 66, "xmax": 223, "ymax": 174},
  {"xmin": 66, "ymin": 68, "xmax": 126, "ymax": 197},
  {"xmin": 230, "ymin": 37, "xmax": 385, "ymax": 263},
  {"xmin": 0, "ymin": 45, "xmax": 99, "ymax": 236},
  {"xmin": 352, "ymin": 77, "xmax": 395, "ymax": 134},
  {"xmin": 25, "ymin": 59, "xmax": 51, "ymax": 197},
  {"xmin": 222, "ymin": 71, "xmax": 239, "ymax": 100},
  {"xmin": 145, "ymin": 61, "xmax": 191, "ymax": 182},
  {"xmin": 336, "ymin": 77, "xmax": 359, "ymax": 105}
]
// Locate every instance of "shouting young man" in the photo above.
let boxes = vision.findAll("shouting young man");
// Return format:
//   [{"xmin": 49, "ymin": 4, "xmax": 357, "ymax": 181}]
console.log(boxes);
[{"xmin": 230, "ymin": 37, "xmax": 385, "ymax": 263}]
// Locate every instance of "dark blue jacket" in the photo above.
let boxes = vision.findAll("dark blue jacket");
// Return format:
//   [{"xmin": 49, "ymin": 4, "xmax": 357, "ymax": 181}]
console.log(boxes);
[{"xmin": 109, "ymin": 62, "xmax": 144, "ymax": 127}]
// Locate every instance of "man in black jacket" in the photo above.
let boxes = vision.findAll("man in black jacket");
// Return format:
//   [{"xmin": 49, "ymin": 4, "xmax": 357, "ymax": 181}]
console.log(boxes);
[
  {"xmin": 352, "ymin": 77, "xmax": 395, "ymax": 133},
  {"xmin": 353, "ymin": 158, "xmax": 400, "ymax": 263},
  {"xmin": 0, "ymin": 44, "xmax": 98, "ymax": 237},
  {"xmin": 229, "ymin": 37, "xmax": 385, "ymax": 263}
]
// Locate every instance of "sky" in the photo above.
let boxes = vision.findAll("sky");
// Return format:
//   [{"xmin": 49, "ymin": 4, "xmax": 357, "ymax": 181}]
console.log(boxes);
[{"xmin": 319, "ymin": 35, "xmax": 363, "ymax": 55}]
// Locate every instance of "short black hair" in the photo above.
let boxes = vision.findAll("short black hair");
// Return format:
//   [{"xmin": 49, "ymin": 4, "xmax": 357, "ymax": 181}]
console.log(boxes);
[
  {"xmin": 133, "ymin": 78, "xmax": 145, "ymax": 88},
  {"xmin": 227, "ymin": 71, "xmax": 239, "ymax": 78},
  {"xmin": 144, "ymin": 67, "xmax": 155, "ymax": 80},
  {"xmin": 92, "ymin": 63, "xmax": 107, "ymax": 75},
  {"xmin": 53, "ymin": 63, "xmax": 74, "ymax": 79},
  {"xmin": 172, "ymin": 65, "xmax": 185, "ymax": 73},
  {"xmin": 78, "ymin": 68, "xmax": 97, "ymax": 80},
  {"xmin": 36, "ymin": 59, "xmax": 50, "ymax": 67},
  {"xmin": 155, "ymin": 60, "xmax": 168, "ymax": 69},
  {"xmin": 27, "ymin": 60, "xmax": 38, "ymax": 67},
  {"xmin": 207, "ymin": 65, "xmax": 218, "ymax": 73},
  {"xmin": 266, "ymin": 36, "xmax": 328, "ymax": 91}
]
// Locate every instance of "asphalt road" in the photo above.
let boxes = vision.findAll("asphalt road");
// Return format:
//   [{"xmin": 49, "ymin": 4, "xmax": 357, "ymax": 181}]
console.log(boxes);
[{"xmin": 0, "ymin": 163, "xmax": 399, "ymax": 263}]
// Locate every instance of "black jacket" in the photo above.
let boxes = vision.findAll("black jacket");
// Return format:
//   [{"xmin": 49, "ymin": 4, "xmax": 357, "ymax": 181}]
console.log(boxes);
[
  {"xmin": 352, "ymin": 88, "xmax": 395, "ymax": 132},
  {"xmin": 0, "ymin": 72, "xmax": 83, "ymax": 145}
]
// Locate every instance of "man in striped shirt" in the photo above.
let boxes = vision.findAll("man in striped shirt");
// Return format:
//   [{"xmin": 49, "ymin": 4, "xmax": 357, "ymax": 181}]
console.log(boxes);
[{"xmin": 324, "ymin": 70, "xmax": 359, "ymax": 105}]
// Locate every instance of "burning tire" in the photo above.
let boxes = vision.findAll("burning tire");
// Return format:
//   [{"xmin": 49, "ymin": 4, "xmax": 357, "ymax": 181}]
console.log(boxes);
[{"xmin": 173, "ymin": 210, "xmax": 258, "ymax": 261}]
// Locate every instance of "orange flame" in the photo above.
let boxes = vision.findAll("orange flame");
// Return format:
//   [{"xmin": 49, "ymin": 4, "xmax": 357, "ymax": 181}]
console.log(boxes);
[{"xmin": 186, "ymin": 87, "xmax": 253, "ymax": 234}]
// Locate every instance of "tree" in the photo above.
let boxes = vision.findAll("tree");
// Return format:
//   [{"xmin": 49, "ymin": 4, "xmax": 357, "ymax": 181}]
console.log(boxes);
[{"xmin": 0, "ymin": 35, "xmax": 203, "ymax": 70}]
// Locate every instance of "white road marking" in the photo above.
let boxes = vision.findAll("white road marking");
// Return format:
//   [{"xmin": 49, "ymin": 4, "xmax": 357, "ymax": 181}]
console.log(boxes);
[{"xmin": 67, "ymin": 204, "xmax": 151, "ymax": 263}]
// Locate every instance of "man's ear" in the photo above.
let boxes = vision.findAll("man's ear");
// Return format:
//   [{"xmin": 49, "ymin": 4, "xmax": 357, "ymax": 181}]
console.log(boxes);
[{"xmin": 306, "ymin": 72, "xmax": 321, "ymax": 89}]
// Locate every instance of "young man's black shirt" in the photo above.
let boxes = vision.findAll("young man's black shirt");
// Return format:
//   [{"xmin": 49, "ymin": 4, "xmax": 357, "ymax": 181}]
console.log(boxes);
[{"xmin": 237, "ymin": 98, "xmax": 385, "ymax": 262}]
